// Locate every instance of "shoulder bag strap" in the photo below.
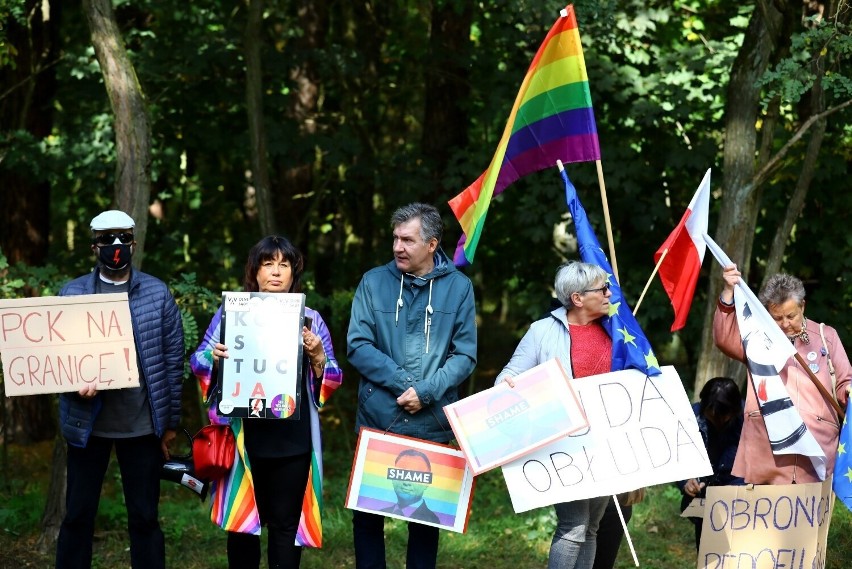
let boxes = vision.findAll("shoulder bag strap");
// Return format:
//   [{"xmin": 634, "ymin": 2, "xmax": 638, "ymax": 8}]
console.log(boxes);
[{"xmin": 819, "ymin": 322, "xmax": 838, "ymax": 399}]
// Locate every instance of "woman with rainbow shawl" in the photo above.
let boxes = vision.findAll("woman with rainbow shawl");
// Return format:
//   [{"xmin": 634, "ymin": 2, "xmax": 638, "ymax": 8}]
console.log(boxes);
[{"xmin": 190, "ymin": 235, "xmax": 343, "ymax": 568}]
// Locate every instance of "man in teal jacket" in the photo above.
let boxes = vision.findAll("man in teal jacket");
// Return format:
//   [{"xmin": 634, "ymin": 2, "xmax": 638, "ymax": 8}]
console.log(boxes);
[{"xmin": 347, "ymin": 202, "xmax": 477, "ymax": 569}]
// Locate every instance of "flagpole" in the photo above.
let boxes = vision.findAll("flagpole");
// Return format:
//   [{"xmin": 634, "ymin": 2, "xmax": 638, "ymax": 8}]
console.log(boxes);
[
  {"xmin": 610, "ymin": 494, "xmax": 640, "ymax": 567},
  {"xmin": 632, "ymin": 248, "xmax": 668, "ymax": 316},
  {"xmin": 596, "ymin": 160, "xmax": 620, "ymax": 281},
  {"xmin": 794, "ymin": 353, "xmax": 844, "ymax": 418}
]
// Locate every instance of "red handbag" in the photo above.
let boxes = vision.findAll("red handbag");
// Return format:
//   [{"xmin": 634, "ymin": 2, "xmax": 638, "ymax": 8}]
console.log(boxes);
[{"xmin": 192, "ymin": 424, "xmax": 235, "ymax": 480}]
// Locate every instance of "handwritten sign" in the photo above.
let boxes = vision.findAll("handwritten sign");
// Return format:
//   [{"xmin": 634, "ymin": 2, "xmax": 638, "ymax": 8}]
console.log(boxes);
[
  {"xmin": 444, "ymin": 359, "xmax": 587, "ymax": 475},
  {"xmin": 501, "ymin": 366, "xmax": 713, "ymax": 513},
  {"xmin": 216, "ymin": 292, "xmax": 305, "ymax": 420},
  {"xmin": 0, "ymin": 293, "xmax": 139, "ymax": 396},
  {"xmin": 697, "ymin": 479, "xmax": 832, "ymax": 569},
  {"xmin": 345, "ymin": 428, "xmax": 475, "ymax": 533}
]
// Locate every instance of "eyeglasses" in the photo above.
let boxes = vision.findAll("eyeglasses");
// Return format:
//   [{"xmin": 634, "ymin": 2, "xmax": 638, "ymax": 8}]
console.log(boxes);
[
  {"xmin": 92, "ymin": 232, "xmax": 134, "ymax": 246},
  {"xmin": 581, "ymin": 283, "xmax": 610, "ymax": 295}
]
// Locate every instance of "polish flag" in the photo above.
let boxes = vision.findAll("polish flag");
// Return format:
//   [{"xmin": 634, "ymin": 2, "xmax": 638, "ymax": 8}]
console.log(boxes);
[{"xmin": 654, "ymin": 169, "xmax": 711, "ymax": 331}]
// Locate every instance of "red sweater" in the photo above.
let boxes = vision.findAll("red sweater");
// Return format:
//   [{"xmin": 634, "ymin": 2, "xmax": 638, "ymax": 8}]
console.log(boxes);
[{"xmin": 568, "ymin": 321, "xmax": 612, "ymax": 378}]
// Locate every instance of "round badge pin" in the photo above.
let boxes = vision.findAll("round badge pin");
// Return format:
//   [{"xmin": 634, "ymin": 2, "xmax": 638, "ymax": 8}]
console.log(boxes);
[
  {"xmin": 218, "ymin": 399, "xmax": 235, "ymax": 414},
  {"xmin": 809, "ymin": 363, "xmax": 820, "ymax": 373},
  {"xmin": 807, "ymin": 351, "xmax": 817, "ymax": 362}
]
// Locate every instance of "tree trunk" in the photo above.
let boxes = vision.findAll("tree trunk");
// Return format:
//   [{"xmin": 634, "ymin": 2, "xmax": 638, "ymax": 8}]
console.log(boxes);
[
  {"xmin": 420, "ymin": 1, "xmax": 472, "ymax": 204},
  {"xmin": 693, "ymin": 3, "xmax": 790, "ymax": 394},
  {"xmin": 83, "ymin": 0, "xmax": 152, "ymax": 265},
  {"xmin": 35, "ymin": 435, "xmax": 66, "ymax": 554},
  {"xmin": 0, "ymin": 1, "xmax": 61, "ymax": 450},
  {"xmin": 763, "ymin": 78, "xmax": 826, "ymax": 282},
  {"xmin": 245, "ymin": 0, "xmax": 275, "ymax": 236},
  {"xmin": 0, "ymin": 0, "xmax": 58, "ymax": 266},
  {"xmin": 276, "ymin": 0, "xmax": 327, "ymax": 236}
]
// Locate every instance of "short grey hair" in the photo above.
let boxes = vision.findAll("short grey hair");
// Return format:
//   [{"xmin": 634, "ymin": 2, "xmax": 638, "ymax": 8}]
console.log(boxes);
[
  {"xmin": 391, "ymin": 203, "xmax": 443, "ymax": 244},
  {"xmin": 554, "ymin": 261, "xmax": 608, "ymax": 310},
  {"xmin": 759, "ymin": 273, "xmax": 806, "ymax": 307}
]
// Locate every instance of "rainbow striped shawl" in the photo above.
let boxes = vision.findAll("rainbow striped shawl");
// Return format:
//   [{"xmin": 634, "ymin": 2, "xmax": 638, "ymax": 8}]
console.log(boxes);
[{"xmin": 189, "ymin": 306, "xmax": 343, "ymax": 547}]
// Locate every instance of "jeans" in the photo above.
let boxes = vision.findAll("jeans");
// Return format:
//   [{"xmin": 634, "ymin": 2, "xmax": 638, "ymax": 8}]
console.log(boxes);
[
  {"xmin": 227, "ymin": 453, "xmax": 312, "ymax": 569},
  {"xmin": 548, "ymin": 496, "xmax": 610, "ymax": 569},
  {"xmin": 56, "ymin": 434, "xmax": 165, "ymax": 569},
  {"xmin": 352, "ymin": 509, "xmax": 439, "ymax": 569}
]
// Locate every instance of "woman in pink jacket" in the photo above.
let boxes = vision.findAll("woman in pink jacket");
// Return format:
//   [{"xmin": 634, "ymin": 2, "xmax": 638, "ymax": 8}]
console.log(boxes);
[{"xmin": 713, "ymin": 265, "xmax": 851, "ymax": 484}]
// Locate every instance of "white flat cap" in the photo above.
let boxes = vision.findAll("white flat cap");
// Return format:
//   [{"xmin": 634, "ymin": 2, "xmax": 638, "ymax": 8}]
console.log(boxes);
[{"xmin": 90, "ymin": 210, "xmax": 135, "ymax": 231}]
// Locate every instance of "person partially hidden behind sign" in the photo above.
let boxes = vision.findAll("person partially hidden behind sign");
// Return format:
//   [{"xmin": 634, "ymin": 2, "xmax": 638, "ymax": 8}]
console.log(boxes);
[
  {"xmin": 55, "ymin": 210, "xmax": 184, "ymax": 569},
  {"xmin": 381, "ymin": 449, "xmax": 440, "ymax": 524},
  {"xmin": 676, "ymin": 376, "xmax": 745, "ymax": 550},
  {"xmin": 496, "ymin": 261, "xmax": 613, "ymax": 569},
  {"xmin": 714, "ymin": 266, "xmax": 851, "ymax": 484},
  {"xmin": 190, "ymin": 235, "xmax": 342, "ymax": 569},
  {"xmin": 347, "ymin": 203, "xmax": 477, "ymax": 569}
]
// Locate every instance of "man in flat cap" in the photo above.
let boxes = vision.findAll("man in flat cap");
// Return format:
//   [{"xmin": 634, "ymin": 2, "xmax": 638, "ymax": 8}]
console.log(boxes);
[{"xmin": 55, "ymin": 210, "xmax": 184, "ymax": 569}]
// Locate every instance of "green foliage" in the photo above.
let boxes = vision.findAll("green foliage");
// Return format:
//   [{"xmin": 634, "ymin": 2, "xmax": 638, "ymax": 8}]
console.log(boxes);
[
  {"xmin": 168, "ymin": 272, "xmax": 220, "ymax": 358},
  {"xmin": 0, "ymin": 248, "xmax": 71, "ymax": 299},
  {"xmin": 3, "ymin": 0, "xmax": 852, "ymax": 398},
  {"xmin": 0, "ymin": 479, "xmax": 42, "ymax": 536},
  {"xmin": 759, "ymin": 18, "xmax": 852, "ymax": 106}
]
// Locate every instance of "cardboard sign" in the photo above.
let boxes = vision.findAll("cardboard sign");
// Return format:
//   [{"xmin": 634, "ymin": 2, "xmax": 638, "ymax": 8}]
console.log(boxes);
[
  {"xmin": 215, "ymin": 292, "xmax": 306, "ymax": 420},
  {"xmin": 682, "ymin": 497, "xmax": 706, "ymax": 519},
  {"xmin": 697, "ymin": 479, "xmax": 832, "ymax": 569},
  {"xmin": 501, "ymin": 366, "xmax": 713, "ymax": 513},
  {"xmin": 0, "ymin": 293, "xmax": 139, "ymax": 396},
  {"xmin": 345, "ymin": 428, "xmax": 476, "ymax": 533},
  {"xmin": 444, "ymin": 358, "xmax": 587, "ymax": 475}
]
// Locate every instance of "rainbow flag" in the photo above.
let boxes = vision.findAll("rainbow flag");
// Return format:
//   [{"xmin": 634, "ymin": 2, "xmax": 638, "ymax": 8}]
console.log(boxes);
[{"xmin": 449, "ymin": 4, "xmax": 600, "ymax": 265}]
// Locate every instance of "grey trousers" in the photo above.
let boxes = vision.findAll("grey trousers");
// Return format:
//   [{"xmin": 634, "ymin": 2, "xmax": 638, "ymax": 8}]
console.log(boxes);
[{"xmin": 547, "ymin": 496, "xmax": 610, "ymax": 569}]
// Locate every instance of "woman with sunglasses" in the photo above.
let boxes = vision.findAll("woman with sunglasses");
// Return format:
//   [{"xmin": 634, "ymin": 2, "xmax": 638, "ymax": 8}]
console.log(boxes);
[{"xmin": 496, "ymin": 261, "xmax": 613, "ymax": 569}]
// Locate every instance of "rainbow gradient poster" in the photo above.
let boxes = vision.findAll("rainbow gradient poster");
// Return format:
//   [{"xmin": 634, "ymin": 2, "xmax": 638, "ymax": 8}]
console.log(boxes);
[
  {"xmin": 443, "ymin": 359, "xmax": 587, "ymax": 475},
  {"xmin": 345, "ymin": 429, "xmax": 475, "ymax": 533}
]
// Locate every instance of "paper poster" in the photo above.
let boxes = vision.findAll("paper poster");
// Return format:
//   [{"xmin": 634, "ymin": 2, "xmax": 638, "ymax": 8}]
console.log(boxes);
[
  {"xmin": 0, "ymin": 293, "xmax": 139, "ymax": 396},
  {"xmin": 697, "ymin": 479, "xmax": 832, "ymax": 569},
  {"xmin": 345, "ymin": 428, "xmax": 475, "ymax": 533},
  {"xmin": 444, "ymin": 358, "xmax": 587, "ymax": 475},
  {"xmin": 216, "ymin": 292, "xmax": 306, "ymax": 420},
  {"xmin": 501, "ymin": 366, "xmax": 713, "ymax": 513}
]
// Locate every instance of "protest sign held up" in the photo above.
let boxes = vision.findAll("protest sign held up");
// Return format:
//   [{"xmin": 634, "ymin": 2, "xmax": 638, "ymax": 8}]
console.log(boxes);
[
  {"xmin": 444, "ymin": 358, "xmax": 587, "ymax": 475},
  {"xmin": 0, "ymin": 293, "xmax": 139, "ymax": 396},
  {"xmin": 215, "ymin": 292, "xmax": 306, "ymax": 420},
  {"xmin": 501, "ymin": 366, "xmax": 712, "ymax": 513},
  {"xmin": 698, "ymin": 479, "xmax": 833, "ymax": 569}
]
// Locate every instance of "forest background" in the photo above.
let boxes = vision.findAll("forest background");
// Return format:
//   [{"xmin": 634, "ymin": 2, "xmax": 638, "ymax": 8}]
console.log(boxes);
[{"xmin": 1, "ymin": 0, "xmax": 851, "ymax": 567}]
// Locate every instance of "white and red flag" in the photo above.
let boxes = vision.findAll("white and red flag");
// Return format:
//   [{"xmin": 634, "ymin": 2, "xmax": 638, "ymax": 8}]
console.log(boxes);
[
  {"xmin": 654, "ymin": 169, "xmax": 711, "ymax": 331},
  {"xmin": 704, "ymin": 234, "xmax": 826, "ymax": 480}
]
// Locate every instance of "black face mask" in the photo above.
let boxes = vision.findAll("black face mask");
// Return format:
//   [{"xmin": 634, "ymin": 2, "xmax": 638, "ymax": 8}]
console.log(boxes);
[{"xmin": 97, "ymin": 243, "xmax": 132, "ymax": 271}]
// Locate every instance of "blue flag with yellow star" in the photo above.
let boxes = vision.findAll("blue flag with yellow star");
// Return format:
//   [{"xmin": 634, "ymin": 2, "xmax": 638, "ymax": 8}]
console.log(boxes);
[
  {"xmin": 833, "ymin": 403, "xmax": 852, "ymax": 511},
  {"xmin": 561, "ymin": 167, "xmax": 661, "ymax": 376}
]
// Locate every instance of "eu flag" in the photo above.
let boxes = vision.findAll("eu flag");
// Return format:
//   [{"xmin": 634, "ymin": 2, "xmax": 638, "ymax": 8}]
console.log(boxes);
[
  {"xmin": 833, "ymin": 403, "xmax": 852, "ymax": 511},
  {"xmin": 561, "ymin": 167, "xmax": 661, "ymax": 376}
]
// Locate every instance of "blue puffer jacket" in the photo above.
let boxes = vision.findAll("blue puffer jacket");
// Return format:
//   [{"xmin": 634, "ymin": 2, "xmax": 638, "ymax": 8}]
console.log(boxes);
[
  {"xmin": 58, "ymin": 268, "xmax": 184, "ymax": 447},
  {"xmin": 347, "ymin": 248, "xmax": 477, "ymax": 443}
]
